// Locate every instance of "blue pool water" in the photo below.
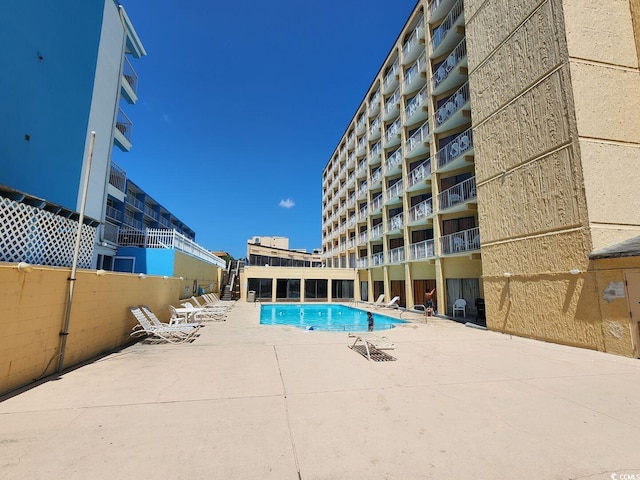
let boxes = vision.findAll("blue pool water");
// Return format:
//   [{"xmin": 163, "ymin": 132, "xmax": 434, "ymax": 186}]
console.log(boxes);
[{"xmin": 260, "ymin": 304, "xmax": 406, "ymax": 332}]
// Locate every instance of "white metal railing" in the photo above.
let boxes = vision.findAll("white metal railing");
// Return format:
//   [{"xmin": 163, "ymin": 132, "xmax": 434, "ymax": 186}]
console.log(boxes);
[
  {"xmin": 348, "ymin": 215, "xmax": 356, "ymax": 227},
  {"xmin": 357, "ymin": 160, "xmax": 367, "ymax": 175},
  {"xmin": 410, "ymin": 239, "xmax": 435, "ymax": 260},
  {"xmin": 434, "ymin": 81, "xmax": 470, "ymax": 128},
  {"xmin": 369, "ymin": 90, "xmax": 381, "ymax": 111},
  {"xmin": 370, "ymin": 141, "xmax": 382, "ymax": 160},
  {"xmin": 339, "ymin": 242, "xmax": 346, "ymax": 252},
  {"xmin": 385, "ymin": 180, "xmax": 403, "ymax": 202},
  {"xmin": 371, "ymin": 251, "xmax": 384, "ymax": 266},
  {"xmin": 358, "ymin": 181, "xmax": 368, "ymax": 198},
  {"xmin": 358, "ymin": 204, "xmax": 368, "ymax": 219},
  {"xmin": 408, "ymin": 198, "xmax": 433, "ymax": 222},
  {"xmin": 358, "ymin": 230, "xmax": 368, "ymax": 244},
  {"xmin": 403, "ymin": 50, "xmax": 427, "ymax": 89},
  {"xmin": 144, "ymin": 206, "xmax": 159, "ymax": 220},
  {"xmin": 386, "ymin": 212, "xmax": 404, "ymax": 232},
  {"xmin": 406, "ymin": 157, "xmax": 432, "ymax": 189},
  {"xmin": 384, "ymin": 88, "xmax": 400, "ymax": 117},
  {"xmin": 385, "ymin": 148, "xmax": 403, "ymax": 172},
  {"xmin": 347, "ymin": 132, "xmax": 355, "ymax": 148},
  {"xmin": 440, "ymin": 227, "xmax": 480, "ymax": 255},
  {"xmin": 347, "ymin": 172, "xmax": 355, "ymax": 186},
  {"xmin": 385, "ymin": 117, "xmax": 401, "ymax": 144},
  {"xmin": 370, "ymin": 194, "xmax": 383, "ymax": 212},
  {"xmin": 402, "ymin": 18, "xmax": 425, "ymax": 58},
  {"xmin": 432, "ymin": 38, "xmax": 467, "ymax": 91},
  {"xmin": 348, "ymin": 236, "xmax": 356, "ymax": 248},
  {"xmin": 126, "ymin": 195, "xmax": 144, "ymax": 212},
  {"xmin": 103, "ymin": 221, "xmax": 119, "ymax": 244},
  {"xmin": 357, "ymin": 115, "xmax": 366, "ymax": 132},
  {"xmin": 438, "ymin": 176, "xmax": 476, "ymax": 210},
  {"xmin": 387, "ymin": 245, "xmax": 406, "ymax": 264},
  {"xmin": 118, "ymin": 228, "xmax": 226, "ymax": 268},
  {"xmin": 347, "ymin": 152, "xmax": 355, "ymax": 167},
  {"xmin": 404, "ymin": 84, "xmax": 428, "ymax": 122},
  {"xmin": 431, "ymin": 0, "xmax": 464, "ymax": 52},
  {"xmin": 370, "ymin": 167, "xmax": 382, "ymax": 186},
  {"xmin": 436, "ymin": 127, "xmax": 473, "ymax": 169},
  {"xmin": 109, "ymin": 162, "xmax": 127, "ymax": 191},
  {"xmin": 357, "ymin": 257, "xmax": 369, "ymax": 268},
  {"xmin": 357, "ymin": 136, "xmax": 366, "ymax": 153},
  {"xmin": 406, "ymin": 119, "xmax": 430, "ymax": 154},
  {"xmin": 370, "ymin": 224, "xmax": 384, "ymax": 240},
  {"xmin": 122, "ymin": 215, "xmax": 143, "ymax": 231},
  {"xmin": 159, "ymin": 216, "xmax": 171, "ymax": 228},
  {"xmin": 116, "ymin": 107, "xmax": 133, "ymax": 142},
  {"xmin": 383, "ymin": 60, "xmax": 399, "ymax": 91},
  {"xmin": 105, "ymin": 205, "xmax": 123, "ymax": 222},
  {"xmin": 369, "ymin": 116, "xmax": 381, "ymax": 136}
]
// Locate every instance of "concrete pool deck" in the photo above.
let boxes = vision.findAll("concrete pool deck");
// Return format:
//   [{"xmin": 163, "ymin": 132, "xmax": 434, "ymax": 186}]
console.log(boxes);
[{"xmin": 1, "ymin": 301, "xmax": 639, "ymax": 479}]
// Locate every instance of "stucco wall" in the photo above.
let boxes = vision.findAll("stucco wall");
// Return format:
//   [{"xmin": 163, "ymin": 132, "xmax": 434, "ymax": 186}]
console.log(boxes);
[
  {"xmin": 0, "ymin": 263, "xmax": 181, "ymax": 396},
  {"xmin": 173, "ymin": 251, "xmax": 223, "ymax": 299}
]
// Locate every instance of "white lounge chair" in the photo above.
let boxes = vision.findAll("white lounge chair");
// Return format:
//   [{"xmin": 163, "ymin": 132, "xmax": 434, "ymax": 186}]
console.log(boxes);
[
  {"xmin": 141, "ymin": 305, "xmax": 203, "ymax": 329},
  {"xmin": 179, "ymin": 302, "xmax": 226, "ymax": 321},
  {"xmin": 348, "ymin": 333, "xmax": 396, "ymax": 361},
  {"xmin": 130, "ymin": 307, "xmax": 200, "ymax": 344},
  {"xmin": 381, "ymin": 296, "xmax": 400, "ymax": 309},
  {"xmin": 191, "ymin": 296, "xmax": 229, "ymax": 313}
]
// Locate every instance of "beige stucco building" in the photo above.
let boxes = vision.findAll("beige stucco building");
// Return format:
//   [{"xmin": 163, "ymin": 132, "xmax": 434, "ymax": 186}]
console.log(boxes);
[{"xmin": 320, "ymin": 0, "xmax": 640, "ymax": 356}]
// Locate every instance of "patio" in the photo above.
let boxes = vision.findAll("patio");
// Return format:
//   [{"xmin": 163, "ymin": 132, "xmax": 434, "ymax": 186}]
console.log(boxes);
[{"xmin": 1, "ymin": 301, "xmax": 639, "ymax": 479}]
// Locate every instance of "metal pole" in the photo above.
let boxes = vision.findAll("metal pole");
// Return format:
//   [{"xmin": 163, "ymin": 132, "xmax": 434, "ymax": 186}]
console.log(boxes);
[{"xmin": 57, "ymin": 131, "xmax": 96, "ymax": 373}]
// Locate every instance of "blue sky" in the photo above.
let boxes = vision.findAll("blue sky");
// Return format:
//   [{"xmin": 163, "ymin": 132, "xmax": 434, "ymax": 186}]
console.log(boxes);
[{"xmin": 113, "ymin": 0, "xmax": 418, "ymax": 259}]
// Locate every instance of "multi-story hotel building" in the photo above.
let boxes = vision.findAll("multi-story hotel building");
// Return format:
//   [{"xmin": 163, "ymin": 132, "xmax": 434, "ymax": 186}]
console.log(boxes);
[{"xmin": 322, "ymin": 0, "xmax": 640, "ymax": 353}]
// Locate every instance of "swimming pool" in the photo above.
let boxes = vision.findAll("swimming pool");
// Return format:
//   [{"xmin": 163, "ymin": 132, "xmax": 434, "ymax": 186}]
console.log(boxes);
[{"xmin": 260, "ymin": 304, "xmax": 406, "ymax": 332}]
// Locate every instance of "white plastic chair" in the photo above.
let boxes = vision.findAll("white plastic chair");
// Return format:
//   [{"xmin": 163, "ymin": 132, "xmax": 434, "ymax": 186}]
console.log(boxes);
[{"xmin": 453, "ymin": 299, "xmax": 467, "ymax": 318}]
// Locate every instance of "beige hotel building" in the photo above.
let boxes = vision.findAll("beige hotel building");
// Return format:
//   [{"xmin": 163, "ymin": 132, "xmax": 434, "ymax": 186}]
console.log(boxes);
[{"xmin": 321, "ymin": 0, "xmax": 640, "ymax": 355}]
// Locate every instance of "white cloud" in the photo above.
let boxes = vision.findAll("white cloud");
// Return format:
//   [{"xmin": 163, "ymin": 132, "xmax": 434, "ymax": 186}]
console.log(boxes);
[{"xmin": 279, "ymin": 198, "xmax": 295, "ymax": 208}]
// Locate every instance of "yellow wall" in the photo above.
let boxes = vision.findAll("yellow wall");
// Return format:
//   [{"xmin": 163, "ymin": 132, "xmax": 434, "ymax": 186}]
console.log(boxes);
[
  {"xmin": 0, "ymin": 263, "xmax": 182, "ymax": 396},
  {"xmin": 173, "ymin": 251, "xmax": 223, "ymax": 299}
]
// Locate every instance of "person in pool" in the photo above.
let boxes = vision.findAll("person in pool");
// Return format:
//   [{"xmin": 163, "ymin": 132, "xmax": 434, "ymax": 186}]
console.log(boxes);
[{"xmin": 367, "ymin": 311, "xmax": 374, "ymax": 332}]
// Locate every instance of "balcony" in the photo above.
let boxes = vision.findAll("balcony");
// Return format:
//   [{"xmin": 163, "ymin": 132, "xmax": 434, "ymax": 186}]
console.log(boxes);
[
  {"xmin": 347, "ymin": 152, "xmax": 355, "ymax": 168},
  {"xmin": 103, "ymin": 221, "xmax": 119, "ymax": 244},
  {"xmin": 406, "ymin": 158, "xmax": 432, "ymax": 192},
  {"xmin": 403, "ymin": 50, "xmax": 427, "ymax": 94},
  {"xmin": 386, "ymin": 213, "xmax": 404, "ymax": 235},
  {"xmin": 405, "ymin": 119, "xmax": 431, "ymax": 158},
  {"xmin": 402, "ymin": 18, "xmax": 425, "ymax": 65},
  {"xmin": 404, "ymin": 84, "xmax": 429, "ymax": 126},
  {"xmin": 123, "ymin": 214, "xmax": 143, "ymax": 230},
  {"xmin": 369, "ymin": 116, "xmax": 382, "ymax": 140},
  {"xmin": 114, "ymin": 107, "xmax": 133, "ymax": 152},
  {"xmin": 144, "ymin": 205, "xmax": 159, "ymax": 221},
  {"xmin": 385, "ymin": 180, "xmax": 404, "ymax": 206},
  {"xmin": 382, "ymin": 60, "xmax": 399, "ymax": 94},
  {"xmin": 385, "ymin": 148, "xmax": 403, "ymax": 176},
  {"xmin": 369, "ymin": 194, "xmax": 382, "ymax": 215},
  {"xmin": 429, "ymin": 0, "xmax": 457, "ymax": 23},
  {"xmin": 434, "ymin": 81, "xmax": 470, "ymax": 133},
  {"xmin": 348, "ymin": 215, "xmax": 356, "ymax": 228},
  {"xmin": 371, "ymin": 251, "xmax": 384, "ymax": 266},
  {"xmin": 409, "ymin": 239, "xmax": 435, "ymax": 261},
  {"xmin": 368, "ymin": 90, "xmax": 381, "ymax": 117},
  {"xmin": 121, "ymin": 56, "xmax": 139, "ymax": 104},
  {"xmin": 431, "ymin": 38, "xmax": 467, "ymax": 96},
  {"xmin": 435, "ymin": 127, "xmax": 473, "ymax": 172},
  {"xmin": 438, "ymin": 176, "xmax": 476, "ymax": 212},
  {"xmin": 108, "ymin": 162, "xmax": 127, "ymax": 198},
  {"xmin": 357, "ymin": 257, "xmax": 369, "ymax": 268},
  {"xmin": 387, "ymin": 245, "xmax": 406, "ymax": 264},
  {"xmin": 407, "ymin": 198, "xmax": 433, "ymax": 225},
  {"xmin": 370, "ymin": 224, "xmax": 384, "ymax": 241},
  {"xmin": 105, "ymin": 204, "xmax": 123, "ymax": 223},
  {"xmin": 383, "ymin": 88, "xmax": 401, "ymax": 121},
  {"xmin": 430, "ymin": 0, "xmax": 465, "ymax": 59},
  {"xmin": 357, "ymin": 230, "xmax": 368, "ymax": 245},
  {"xmin": 357, "ymin": 181, "xmax": 369, "ymax": 199},
  {"xmin": 126, "ymin": 195, "xmax": 144, "ymax": 212},
  {"xmin": 358, "ymin": 204, "xmax": 368, "ymax": 220},
  {"xmin": 369, "ymin": 141, "xmax": 382, "ymax": 165},
  {"xmin": 356, "ymin": 136, "xmax": 367, "ymax": 157},
  {"xmin": 347, "ymin": 132, "xmax": 355, "ymax": 149},
  {"xmin": 347, "ymin": 193, "xmax": 356, "ymax": 207},
  {"xmin": 356, "ymin": 160, "xmax": 368, "ymax": 178},
  {"xmin": 384, "ymin": 118, "xmax": 401, "ymax": 148},
  {"xmin": 440, "ymin": 226, "xmax": 480, "ymax": 255},
  {"xmin": 369, "ymin": 167, "xmax": 383, "ymax": 189},
  {"xmin": 356, "ymin": 114, "xmax": 367, "ymax": 135},
  {"xmin": 347, "ymin": 172, "xmax": 355, "ymax": 187}
]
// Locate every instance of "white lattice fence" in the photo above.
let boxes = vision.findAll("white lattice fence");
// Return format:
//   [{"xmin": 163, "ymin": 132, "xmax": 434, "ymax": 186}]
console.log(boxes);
[{"xmin": 0, "ymin": 195, "xmax": 96, "ymax": 267}]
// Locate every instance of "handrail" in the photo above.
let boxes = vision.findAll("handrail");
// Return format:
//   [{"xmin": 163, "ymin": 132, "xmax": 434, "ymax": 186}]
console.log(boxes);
[
  {"xmin": 406, "ymin": 157, "xmax": 432, "ymax": 189},
  {"xmin": 431, "ymin": 0, "xmax": 464, "ymax": 52},
  {"xmin": 431, "ymin": 38, "xmax": 466, "ymax": 91},
  {"xmin": 438, "ymin": 176, "xmax": 476, "ymax": 210},
  {"xmin": 435, "ymin": 127, "xmax": 473, "ymax": 169},
  {"xmin": 434, "ymin": 81, "xmax": 470, "ymax": 128}
]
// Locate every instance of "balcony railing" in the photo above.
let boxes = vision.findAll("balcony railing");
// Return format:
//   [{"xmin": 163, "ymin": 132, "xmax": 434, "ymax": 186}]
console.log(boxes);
[
  {"xmin": 406, "ymin": 158, "xmax": 432, "ymax": 189},
  {"xmin": 406, "ymin": 119, "xmax": 430, "ymax": 154},
  {"xmin": 348, "ymin": 215, "xmax": 356, "ymax": 228},
  {"xmin": 144, "ymin": 206, "xmax": 159, "ymax": 221},
  {"xmin": 357, "ymin": 160, "xmax": 367, "ymax": 176},
  {"xmin": 347, "ymin": 172, "xmax": 355, "ymax": 186},
  {"xmin": 370, "ymin": 141, "xmax": 382, "ymax": 160},
  {"xmin": 118, "ymin": 228, "xmax": 226, "ymax": 268},
  {"xmin": 408, "ymin": 198, "xmax": 432, "ymax": 222},
  {"xmin": 370, "ymin": 194, "xmax": 383, "ymax": 213},
  {"xmin": 432, "ymin": 38, "xmax": 467, "ymax": 91},
  {"xmin": 383, "ymin": 60, "xmax": 399, "ymax": 92},
  {"xmin": 368, "ymin": 90, "xmax": 381, "ymax": 116},
  {"xmin": 369, "ymin": 116, "xmax": 381, "ymax": 137},
  {"xmin": 434, "ymin": 81, "xmax": 470, "ymax": 128},
  {"xmin": 109, "ymin": 162, "xmax": 127, "ymax": 192},
  {"xmin": 357, "ymin": 136, "xmax": 367, "ymax": 154},
  {"xmin": 436, "ymin": 127, "xmax": 473, "ymax": 169},
  {"xmin": 385, "ymin": 149, "xmax": 403, "ymax": 173},
  {"xmin": 404, "ymin": 84, "xmax": 428, "ymax": 123},
  {"xmin": 440, "ymin": 226, "xmax": 480, "ymax": 255},
  {"xmin": 116, "ymin": 107, "xmax": 133, "ymax": 142},
  {"xmin": 358, "ymin": 230, "xmax": 368, "ymax": 244},
  {"xmin": 357, "ymin": 257, "xmax": 369, "ymax": 268},
  {"xmin": 358, "ymin": 181, "xmax": 368, "ymax": 198},
  {"xmin": 385, "ymin": 180, "xmax": 403, "ymax": 202},
  {"xmin": 386, "ymin": 212, "xmax": 404, "ymax": 232},
  {"xmin": 371, "ymin": 251, "xmax": 384, "ymax": 266},
  {"xmin": 369, "ymin": 167, "xmax": 382, "ymax": 186},
  {"xmin": 410, "ymin": 239, "xmax": 435, "ymax": 260},
  {"xmin": 358, "ymin": 204, "xmax": 368, "ymax": 220},
  {"xmin": 103, "ymin": 221, "xmax": 119, "ymax": 244},
  {"xmin": 403, "ymin": 50, "xmax": 427, "ymax": 90},
  {"xmin": 123, "ymin": 214, "xmax": 143, "ymax": 230},
  {"xmin": 347, "ymin": 132, "xmax": 355, "ymax": 148},
  {"xmin": 347, "ymin": 152, "xmax": 355, "ymax": 168},
  {"xmin": 384, "ymin": 88, "xmax": 400, "ymax": 118},
  {"xmin": 438, "ymin": 176, "xmax": 476, "ymax": 210},
  {"xmin": 431, "ymin": 0, "xmax": 464, "ymax": 52},
  {"xmin": 385, "ymin": 117, "xmax": 401, "ymax": 144},
  {"xmin": 402, "ymin": 19, "xmax": 425, "ymax": 59},
  {"xmin": 126, "ymin": 195, "xmax": 144, "ymax": 211},
  {"xmin": 122, "ymin": 56, "xmax": 139, "ymax": 94},
  {"xmin": 105, "ymin": 205, "xmax": 123, "ymax": 222},
  {"xmin": 357, "ymin": 115, "xmax": 367, "ymax": 133},
  {"xmin": 387, "ymin": 245, "xmax": 406, "ymax": 264},
  {"xmin": 370, "ymin": 223, "xmax": 384, "ymax": 240},
  {"xmin": 159, "ymin": 217, "xmax": 171, "ymax": 228}
]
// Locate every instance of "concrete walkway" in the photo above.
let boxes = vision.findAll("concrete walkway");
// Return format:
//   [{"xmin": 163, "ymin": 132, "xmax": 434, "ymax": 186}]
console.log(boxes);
[{"xmin": 1, "ymin": 302, "xmax": 639, "ymax": 480}]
